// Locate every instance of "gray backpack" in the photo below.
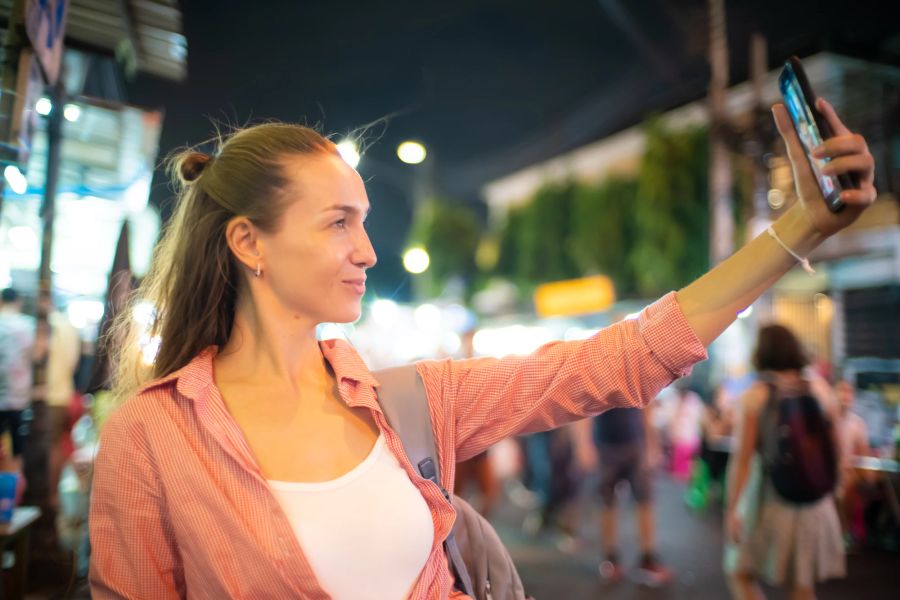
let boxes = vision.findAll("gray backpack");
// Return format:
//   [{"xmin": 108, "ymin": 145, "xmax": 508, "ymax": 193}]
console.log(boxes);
[{"xmin": 375, "ymin": 365, "xmax": 530, "ymax": 600}]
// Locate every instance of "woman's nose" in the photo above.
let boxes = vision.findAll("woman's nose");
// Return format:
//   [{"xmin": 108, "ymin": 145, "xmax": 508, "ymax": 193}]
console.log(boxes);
[{"xmin": 354, "ymin": 229, "xmax": 377, "ymax": 268}]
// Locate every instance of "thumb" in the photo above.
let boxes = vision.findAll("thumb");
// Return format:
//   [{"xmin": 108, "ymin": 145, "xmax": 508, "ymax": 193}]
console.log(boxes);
[
  {"xmin": 772, "ymin": 103, "xmax": 811, "ymax": 171},
  {"xmin": 772, "ymin": 102, "xmax": 817, "ymax": 194}
]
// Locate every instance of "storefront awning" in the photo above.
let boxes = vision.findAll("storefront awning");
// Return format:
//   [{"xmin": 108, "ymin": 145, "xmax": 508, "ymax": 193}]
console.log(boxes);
[{"xmin": 0, "ymin": 0, "xmax": 187, "ymax": 81}]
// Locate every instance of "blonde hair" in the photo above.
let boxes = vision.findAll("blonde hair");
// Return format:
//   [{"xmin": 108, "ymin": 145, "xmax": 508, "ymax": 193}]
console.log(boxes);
[{"xmin": 108, "ymin": 123, "xmax": 338, "ymax": 404}]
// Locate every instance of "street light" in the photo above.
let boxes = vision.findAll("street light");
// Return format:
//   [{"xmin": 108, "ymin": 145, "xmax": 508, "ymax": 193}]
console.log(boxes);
[
  {"xmin": 403, "ymin": 247, "xmax": 430, "ymax": 274},
  {"xmin": 63, "ymin": 103, "xmax": 82, "ymax": 122},
  {"xmin": 3, "ymin": 166, "xmax": 27, "ymax": 194},
  {"xmin": 35, "ymin": 97, "xmax": 52, "ymax": 116},
  {"xmin": 397, "ymin": 141, "xmax": 427, "ymax": 165}
]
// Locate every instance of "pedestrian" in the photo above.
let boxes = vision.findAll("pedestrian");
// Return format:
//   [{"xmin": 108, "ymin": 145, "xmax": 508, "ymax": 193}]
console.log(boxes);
[
  {"xmin": 572, "ymin": 403, "xmax": 671, "ymax": 585},
  {"xmin": 520, "ymin": 428, "xmax": 579, "ymax": 545},
  {"xmin": 30, "ymin": 291, "xmax": 83, "ymax": 509},
  {"xmin": 834, "ymin": 379, "xmax": 871, "ymax": 547},
  {"xmin": 90, "ymin": 98, "xmax": 876, "ymax": 599},
  {"xmin": 725, "ymin": 325, "xmax": 845, "ymax": 600},
  {"xmin": 699, "ymin": 385, "xmax": 734, "ymax": 502},
  {"xmin": 667, "ymin": 383, "xmax": 704, "ymax": 481},
  {"xmin": 0, "ymin": 288, "xmax": 36, "ymax": 477}
]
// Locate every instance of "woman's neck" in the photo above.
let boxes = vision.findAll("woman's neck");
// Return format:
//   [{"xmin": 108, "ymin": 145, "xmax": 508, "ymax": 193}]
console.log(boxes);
[{"xmin": 216, "ymin": 295, "xmax": 330, "ymax": 392}]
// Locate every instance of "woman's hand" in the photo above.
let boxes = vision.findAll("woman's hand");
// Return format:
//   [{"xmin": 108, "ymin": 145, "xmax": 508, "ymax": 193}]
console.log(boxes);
[
  {"xmin": 726, "ymin": 509, "xmax": 743, "ymax": 545},
  {"xmin": 772, "ymin": 98, "xmax": 877, "ymax": 238}
]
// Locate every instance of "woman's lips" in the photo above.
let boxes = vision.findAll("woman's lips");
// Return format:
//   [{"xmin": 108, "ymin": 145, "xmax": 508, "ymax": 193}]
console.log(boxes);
[{"xmin": 343, "ymin": 279, "xmax": 366, "ymax": 295}]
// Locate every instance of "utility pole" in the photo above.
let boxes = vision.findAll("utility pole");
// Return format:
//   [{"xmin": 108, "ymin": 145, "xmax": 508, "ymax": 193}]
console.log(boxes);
[
  {"xmin": 707, "ymin": 0, "xmax": 733, "ymax": 265},
  {"xmin": 749, "ymin": 33, "xmax": 770, "ymax": 233},
  {"xmin": 748, "ymin": 33, "xmax": 774, "ymax": 323},
  {"xmin": 19, "ymin": 71, "xmax": 66, "ymax": 553}
]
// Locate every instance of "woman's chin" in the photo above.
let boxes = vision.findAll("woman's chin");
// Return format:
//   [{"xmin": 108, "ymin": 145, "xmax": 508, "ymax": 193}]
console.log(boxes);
[{"xmin": 330, "ymin": 307, "xmax": 362, "ymax": 324}]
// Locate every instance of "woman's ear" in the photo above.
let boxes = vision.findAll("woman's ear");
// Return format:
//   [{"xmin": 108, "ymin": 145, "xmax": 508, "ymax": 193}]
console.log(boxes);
[{"xmin": 225, "ymin": 216, "xmax": 262, "ymax": 273}]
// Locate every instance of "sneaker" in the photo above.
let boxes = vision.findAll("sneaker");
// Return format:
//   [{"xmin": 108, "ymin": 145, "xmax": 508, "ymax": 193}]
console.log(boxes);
[
  {"xmin": 633, "ymin": 553, "xmax": 674, "ymax": 587},
  {"xmin": 598, "ymin": 555, "xmax": 624, "ymax": 582}
]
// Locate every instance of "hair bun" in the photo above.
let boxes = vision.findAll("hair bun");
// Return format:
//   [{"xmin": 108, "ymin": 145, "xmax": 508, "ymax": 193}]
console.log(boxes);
[{"xmin": 178, "ymin": 152, "xmax": 213, "ymax": 183}]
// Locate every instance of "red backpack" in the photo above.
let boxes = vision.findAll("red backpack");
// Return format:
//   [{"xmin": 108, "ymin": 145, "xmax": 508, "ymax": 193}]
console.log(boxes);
[{"xmin": 758, "ymin": 376, "xmax": 838, "ymax": 504}]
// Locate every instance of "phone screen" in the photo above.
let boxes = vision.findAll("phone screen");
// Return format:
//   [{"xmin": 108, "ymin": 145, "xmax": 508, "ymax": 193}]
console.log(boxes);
[{"xmin": 779, "ymin": 64, "xmax": 843, "ymax": 210}]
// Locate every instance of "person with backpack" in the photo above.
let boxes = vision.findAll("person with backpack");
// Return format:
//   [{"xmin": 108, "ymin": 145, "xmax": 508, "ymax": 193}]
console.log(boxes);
[
  {"xmin": 725, "ymin": 324, "xmax": 845, "ymax": 600},
  {"xmin": 89, "ymin": 97, "xmax": 875, "ymax": 599}
]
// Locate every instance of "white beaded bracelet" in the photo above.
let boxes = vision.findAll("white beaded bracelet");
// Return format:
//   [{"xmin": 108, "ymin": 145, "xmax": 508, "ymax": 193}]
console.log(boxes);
[{"xmin": 766, "ymin": 225, "xmax": 815, "ymax": 275}]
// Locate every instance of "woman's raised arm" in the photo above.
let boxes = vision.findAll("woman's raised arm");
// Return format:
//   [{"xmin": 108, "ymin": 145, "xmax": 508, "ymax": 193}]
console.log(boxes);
[{"xmin": 676, "ymin": 99, "xmax": 876, "ymax": 346}]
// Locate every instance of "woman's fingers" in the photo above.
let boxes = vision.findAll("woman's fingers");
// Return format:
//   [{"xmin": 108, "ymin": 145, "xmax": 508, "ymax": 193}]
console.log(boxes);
[
  {"xmin": 812, "ymin": 134, "xmax": 868, "ymax": 159},
  {"xmin": 839, "ymin": 184, "xmax": 877, "ymax": 206},
  {"xmin": 821, "ymin": 153, "xmax": 874, "ymax": 179},
  {"xmin": 816, "ymin": 98, "xmax": 852, "ymax": 137}
]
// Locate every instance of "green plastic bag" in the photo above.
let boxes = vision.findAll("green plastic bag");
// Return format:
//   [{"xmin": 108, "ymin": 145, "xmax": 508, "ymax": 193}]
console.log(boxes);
[{"xmin": 684, "ymin": 459, "xmax": 710, "ymax": 511}]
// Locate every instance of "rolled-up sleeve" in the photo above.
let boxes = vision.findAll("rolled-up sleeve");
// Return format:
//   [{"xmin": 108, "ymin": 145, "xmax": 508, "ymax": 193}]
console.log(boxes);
[
  {"xmin": 89, "ymin": 409, "xmax": 185, "ymax": 599},
  {"xmin": 418, "ymin": 292, "xmax": 707, "ymax": 462}
]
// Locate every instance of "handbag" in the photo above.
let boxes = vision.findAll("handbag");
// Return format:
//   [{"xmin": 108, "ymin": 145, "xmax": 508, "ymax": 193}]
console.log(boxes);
[{"xmin": 375, "ymin": 364, "xmax": 530, "ymax": 600}]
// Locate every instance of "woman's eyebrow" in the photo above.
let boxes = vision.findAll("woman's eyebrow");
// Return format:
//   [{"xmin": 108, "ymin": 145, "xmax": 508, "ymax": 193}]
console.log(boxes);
[{"xmin": 322, "ymin": 204, "xmax": 371, "ymax": 217}]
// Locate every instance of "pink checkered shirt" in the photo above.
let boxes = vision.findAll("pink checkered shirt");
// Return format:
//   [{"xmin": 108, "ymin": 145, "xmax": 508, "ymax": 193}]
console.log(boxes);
[{"xmin": 89, "ymin": 292, "xmax": 706, "ymax": 599}]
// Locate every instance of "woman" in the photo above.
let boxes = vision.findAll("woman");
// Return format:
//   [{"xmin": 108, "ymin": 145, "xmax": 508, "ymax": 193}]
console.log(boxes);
[
  {"xmin": 667, "ymin": 384, "xmax": 704, "ymax": 481},
  {"xmin": 725, "ymin": 325, "xmax": 845, "ymax": 600},
  {"xmin": 90, "ymin": 98, "xmax": 875, "ymax": 599}
]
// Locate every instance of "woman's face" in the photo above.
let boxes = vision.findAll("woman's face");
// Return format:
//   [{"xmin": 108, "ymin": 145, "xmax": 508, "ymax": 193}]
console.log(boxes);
[{"xmin": 257, "ymin": 153, "xmax": 376, "ymax": 324}]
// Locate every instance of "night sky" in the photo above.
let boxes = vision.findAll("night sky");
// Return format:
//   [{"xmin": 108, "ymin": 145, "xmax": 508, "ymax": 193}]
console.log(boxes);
[{"xmin": 125, "ymin": 0, "xmax": 900, "ymax": 299}]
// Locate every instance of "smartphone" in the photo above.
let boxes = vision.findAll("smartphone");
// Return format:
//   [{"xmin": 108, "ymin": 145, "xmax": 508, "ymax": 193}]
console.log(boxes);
[{"xmin": 778, "ymin": 56, "xmax": 857, "ymax": 213}]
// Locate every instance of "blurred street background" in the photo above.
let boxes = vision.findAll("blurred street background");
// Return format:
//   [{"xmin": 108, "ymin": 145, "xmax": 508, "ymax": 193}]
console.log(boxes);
[{"xmin": 0, "ymin": 0, "xmax": 898, "ymax": 597}]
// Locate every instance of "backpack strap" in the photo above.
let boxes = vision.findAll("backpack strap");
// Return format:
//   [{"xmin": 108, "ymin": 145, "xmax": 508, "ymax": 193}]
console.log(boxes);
[{"xmin": 374, "ymin": 364, "xmax": 475, "ymax": 598}]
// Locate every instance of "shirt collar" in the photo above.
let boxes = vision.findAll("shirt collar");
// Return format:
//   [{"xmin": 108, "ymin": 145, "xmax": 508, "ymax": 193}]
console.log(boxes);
[
  {"xmin": 139, "ymin": 340, "xmax": 379, "ymax": 404},
  {"xmin": 318, "ymin": 338, "xmax": 380, "ymax": 388},
  {"xmin": 135, "ymin": 348, "xmax": 216, "ymax": 401}
]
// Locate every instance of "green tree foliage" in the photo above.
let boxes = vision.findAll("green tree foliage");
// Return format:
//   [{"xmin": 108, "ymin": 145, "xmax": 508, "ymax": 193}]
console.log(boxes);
[
  {"xmin": 407, "ymin": 199, "xmax": 482, "ymax": 298},
  {"xmin": 491, "ymin": 120, "xmax": 712, "ymax": 300},
  {"xmin": 568, "ymin": 177, "xmax": 639, "ymax": 296},
  {"xmin": 494, "ymin": 204, "xmax": 526, "ymax": 281},
  {"xmin": 630, "ymin": 119, "xmax": 710, "ymax": 296},
  {"xmin": 514, "ymin": 182, "xmax": 580, "ymax": 288}
]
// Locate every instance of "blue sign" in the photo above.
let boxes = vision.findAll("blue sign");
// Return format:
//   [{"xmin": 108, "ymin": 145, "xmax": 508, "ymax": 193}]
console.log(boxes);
[{"xmin": 25, "ymin": 0, "xmax": 70, "ymax": 84}]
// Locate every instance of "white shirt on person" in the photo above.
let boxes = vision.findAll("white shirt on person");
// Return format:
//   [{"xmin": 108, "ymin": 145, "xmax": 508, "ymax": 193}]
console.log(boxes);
[
  {"xmin": 267, "ymin": 433, "xmax": 434, "ymax": 600},
  {"xmin": 0, "ymin": 311, "xmax": 36, "ymax": 411}
]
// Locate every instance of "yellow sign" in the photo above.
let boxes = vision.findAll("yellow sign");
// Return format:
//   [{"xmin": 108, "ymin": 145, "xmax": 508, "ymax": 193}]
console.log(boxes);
[{"xmin": 534, "ymin": 275, "xmax": 615, "ymax": 318}]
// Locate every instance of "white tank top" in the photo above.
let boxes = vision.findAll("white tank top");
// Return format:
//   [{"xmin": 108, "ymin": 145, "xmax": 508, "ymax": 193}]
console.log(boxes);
[{"xmin": 267, "ymin": 434, "xmax": 434, "ymax": 600}]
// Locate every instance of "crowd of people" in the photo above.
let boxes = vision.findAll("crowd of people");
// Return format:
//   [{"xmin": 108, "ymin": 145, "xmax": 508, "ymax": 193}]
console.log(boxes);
[{"xmin": 452, "ymin": 321, "xmax": 900, "ymax": 598}]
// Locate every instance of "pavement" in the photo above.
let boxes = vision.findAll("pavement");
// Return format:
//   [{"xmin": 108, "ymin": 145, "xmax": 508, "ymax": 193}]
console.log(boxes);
[{"xmin": 492, "ymin": 475, "xmax": 897, "ymax": 599}]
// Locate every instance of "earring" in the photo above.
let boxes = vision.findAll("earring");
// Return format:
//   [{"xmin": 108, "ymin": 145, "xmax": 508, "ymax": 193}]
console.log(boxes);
[{"xmin": 255, "ymin": 263, "xmax": 261, "ymax": 278}]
